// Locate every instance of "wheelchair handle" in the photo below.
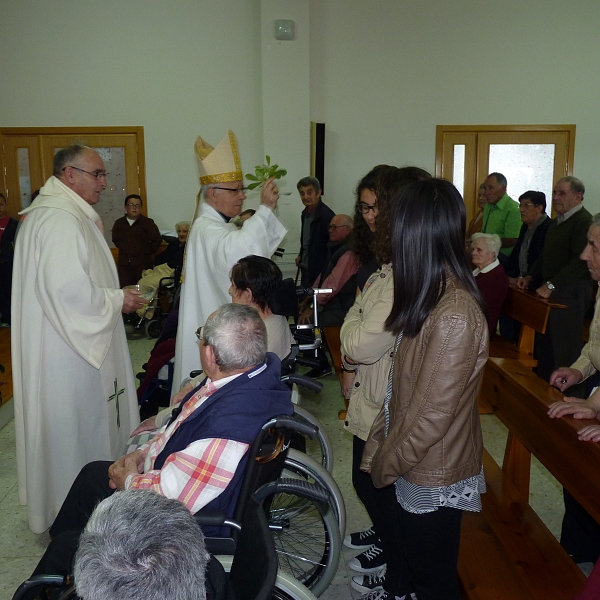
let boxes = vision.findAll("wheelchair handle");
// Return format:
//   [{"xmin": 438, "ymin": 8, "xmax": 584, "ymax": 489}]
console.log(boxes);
[
  {"xmin": 261, "ymin": 414, "xmax": 319, "ymax": 440},
  {"xmin": 295, "ymin": 286, "xmax": 333, "ymax": 297},
  {"xmin": 281, "ymin": 373, "xmax": 323, "ymax": 393}
]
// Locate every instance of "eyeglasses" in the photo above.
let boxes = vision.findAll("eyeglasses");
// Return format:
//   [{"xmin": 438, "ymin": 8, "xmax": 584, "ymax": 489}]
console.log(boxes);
[
  {"xmin": 195, "ymin": 326, "xmax": 205, "ymax": 342},
  {"xmin": 520, "ymin": 202, "xmax": 537, "ymax": 208},
  {"xmin": 357, "ymin": 203, "xmax": 378, "ymax": 214},
  {"xmin": 125, "ymin": 203, "xmax": 142, "ymax": 208},
  {"xmin": 213, "ymin": 186, "xmax": 247, "ymax": 194},
  {"xmin": 328, "ymin": 224, "xmax": 350, "ymax": 230},
  {"xmin": 64, "ymin": 166, "xmax": 108, "ymax": 180}
]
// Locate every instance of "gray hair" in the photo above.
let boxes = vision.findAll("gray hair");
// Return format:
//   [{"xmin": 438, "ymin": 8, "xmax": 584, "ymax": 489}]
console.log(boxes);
[
  {"xmin": 74, "ymin": 490, "xmax": 209, "ymax": 600},
  {"xmin": 557, "ymin": 176, "xmax": 585, "ymax": 199},
  {"xmin": 176, "ymin": 221, "xmax": 191, "ymax": 230},
  {"xmin": 203, "ymin": 303, "xmax": 267, "ymax": 371},
  {"xmin": 53, "ymin": 144, "xmax": 89, "ymax": 177},
  {"xmin": 591, "ymin": 213, "xmax": 600, "ymax": 227},
  {"xmin": 296, "ymin": 176, "xmax": 321, "ymax": 192},
  {"xmin": 487, "ymin": 172, "xmax": 507, "ymax": 187},
  {"xmin": 201, "ymin": 183, "xmax": 219, "ymax": 201},
  {"xmin": 472, "ymin": 232, "xmax": 502, "ymax": 257}
]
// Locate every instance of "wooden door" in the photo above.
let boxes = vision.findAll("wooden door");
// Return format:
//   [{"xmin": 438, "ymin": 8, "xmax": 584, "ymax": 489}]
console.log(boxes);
[
  {"xmin": 436, "ymin": 125, "xmax": 575, "ymax": 223},
  {"xmin": 0, "ymin": 127, "xmax": 146, "ymax": 246}
]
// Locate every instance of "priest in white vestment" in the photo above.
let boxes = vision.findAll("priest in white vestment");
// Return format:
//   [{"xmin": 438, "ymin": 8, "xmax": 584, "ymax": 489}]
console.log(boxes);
[
  {"xmin": 12, "ymin": 145, "xmax": 144, "ymax": 534},
  {"xmin": 172, "ymin": 131, "xmax": 287, "ymax": 390}
]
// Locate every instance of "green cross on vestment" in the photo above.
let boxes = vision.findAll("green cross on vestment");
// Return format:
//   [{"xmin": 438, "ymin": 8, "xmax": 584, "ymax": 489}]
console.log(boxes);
[{"xmin": 108, "ymin": 378, "xmax": 125, "ymax": 429}]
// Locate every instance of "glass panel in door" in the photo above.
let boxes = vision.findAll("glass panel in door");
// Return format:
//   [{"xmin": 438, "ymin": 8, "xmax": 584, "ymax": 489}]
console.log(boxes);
[{"xmin": 477, "ymin": 131, "xmax": 570, "ymax": 217}]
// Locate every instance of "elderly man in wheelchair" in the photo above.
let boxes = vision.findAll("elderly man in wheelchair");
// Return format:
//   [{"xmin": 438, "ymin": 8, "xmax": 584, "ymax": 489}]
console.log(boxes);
[{"xmin": 30, "ymin": 303, "xmax": 293, "ymax": 578}]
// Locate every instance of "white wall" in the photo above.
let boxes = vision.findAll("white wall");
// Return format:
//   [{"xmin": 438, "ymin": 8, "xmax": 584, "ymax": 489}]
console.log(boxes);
[
  {"xmin": 310, "ymin": 0, "xmax": 600, "ymax": 215},
  {"xmin": 0, "ymin": 0, "xmax": 265, "ymax": 227},
  {"xmin": 2, "ymin": 0, "xmax": 600, "ymax": 240}
]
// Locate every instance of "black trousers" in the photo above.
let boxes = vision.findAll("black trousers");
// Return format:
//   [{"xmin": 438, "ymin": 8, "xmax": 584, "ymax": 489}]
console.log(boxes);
[
  {"xmin": 49, "ymin": 461, "xmax": 115, "ymax": 539},
  {"xmin": 28, "ymin": 462, "xmax": 115, "ymax": 579},
  {"xmin": 561, "ymin": 488, "xmax": 600, "ymax": 564},
  {"xmin": 352, "ymin": 436, "xmax": 403, "ymax": 594},
  {"xmin": 535, "ymin": 280, "xmax": 592, "ymax": 398},
  {"xmin": 395, "ymin": 504, "xmax": 463, "ymax": 600},
  {"xmin": 0, "ymin": 261, "xmax": 13, "ymax": 324}
]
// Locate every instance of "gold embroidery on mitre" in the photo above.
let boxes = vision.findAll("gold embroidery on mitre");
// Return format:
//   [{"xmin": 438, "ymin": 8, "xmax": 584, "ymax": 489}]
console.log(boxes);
[
  {"xmin": 228, "ymin": 130, "xmax": 242, "ymax": 173},
  {"xmin": 200, "ymin": 171, "xmax": 243, "ymax": 185},
  {"xmin": 196, "ymin": 130, "xmax": 243, "ymax": 186}
]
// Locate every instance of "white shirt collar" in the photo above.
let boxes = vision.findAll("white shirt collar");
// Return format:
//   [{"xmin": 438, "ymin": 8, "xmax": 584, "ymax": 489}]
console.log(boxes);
[{"xmin": 473, "ymin": 258, "xmax": 500, "ymax": 276}]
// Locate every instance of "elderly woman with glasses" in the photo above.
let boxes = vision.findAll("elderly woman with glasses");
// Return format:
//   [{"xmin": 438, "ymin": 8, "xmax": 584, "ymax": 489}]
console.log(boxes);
[{"xmin": 471, "ymin": 232, "xmax": 509, "ymax": 334}]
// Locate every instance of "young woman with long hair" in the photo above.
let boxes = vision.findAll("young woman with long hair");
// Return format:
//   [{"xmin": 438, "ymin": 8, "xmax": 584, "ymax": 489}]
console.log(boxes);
[{"xmin": 362, "ymin": 178, "xmax": 488, "ymax": 600}]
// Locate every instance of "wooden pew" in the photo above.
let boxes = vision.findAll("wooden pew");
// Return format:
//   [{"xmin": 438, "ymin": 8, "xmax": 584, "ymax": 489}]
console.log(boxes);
[
  {"xmin": 460, "ymin": 358, "xmax": 600, "ymax": 599},
  {"xmin": 479, "ymin": 285, "xmax": 566, "ymax": 414},
  {"xmin": 490, "ymin": 285, "xmax": 566, "ymax": 368}
]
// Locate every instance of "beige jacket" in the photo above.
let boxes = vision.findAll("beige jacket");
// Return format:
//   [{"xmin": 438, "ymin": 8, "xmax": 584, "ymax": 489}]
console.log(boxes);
[
  {"xmin": 341, "ymin": 264, "xmax": 396, "ymax": 441},
  {"xmin": 362, "ymin": 273, "xmax": 488, "ymax": 487}
]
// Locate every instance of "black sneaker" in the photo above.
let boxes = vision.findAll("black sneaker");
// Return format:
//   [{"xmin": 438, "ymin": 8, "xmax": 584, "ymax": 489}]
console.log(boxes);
[
  {"xmin": 351, "ymin": 565, "xmax": 386, "ymax": 593},
  {"xmin": 347, "ymin": 543, "xmax": 385, "ymax": 573},
  {"xmin": 305, "ymin": 365, "xmax": 333, "ymax": 379},
  {"xmin": 344, "ymin": 527, "xmax": 379, "ymax": 550}
]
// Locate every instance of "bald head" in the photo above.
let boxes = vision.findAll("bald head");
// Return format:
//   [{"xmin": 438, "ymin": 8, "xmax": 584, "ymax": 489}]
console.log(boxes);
[{"xmin": 328, "ymin": 214, "xmax": 353, "ymax": 243}]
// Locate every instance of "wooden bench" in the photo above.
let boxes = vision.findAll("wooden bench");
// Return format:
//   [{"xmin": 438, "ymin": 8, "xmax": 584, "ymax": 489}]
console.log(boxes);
[
  {"xmin": 459, "ymin": 358, "xmax": 600, "ymax": 599},
  {"xmin": 479, "ymin": 286, "xmax": 566, "ymax": 414},
  {"xmin": 490, "ymin": 285, "xmax": 566, "ymax": 368}
]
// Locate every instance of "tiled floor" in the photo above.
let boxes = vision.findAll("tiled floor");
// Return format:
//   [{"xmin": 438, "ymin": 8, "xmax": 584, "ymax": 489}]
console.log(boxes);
[{"xmin": 0, "ymin": 331, "xmax": 571, "ymax": 599}]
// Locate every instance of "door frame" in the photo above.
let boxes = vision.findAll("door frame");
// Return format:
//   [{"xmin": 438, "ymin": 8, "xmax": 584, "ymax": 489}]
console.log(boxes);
[
  {"xmin": 0, "ymin": 126, "xmax": 147, "ymax": 215},
  {"xmin": 435, "ymin": 124, "xmax": 576, "ymax": 223}
]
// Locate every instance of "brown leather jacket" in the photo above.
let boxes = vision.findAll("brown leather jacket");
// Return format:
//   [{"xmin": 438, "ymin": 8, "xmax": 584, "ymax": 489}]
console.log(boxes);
[{"xmin": 361, "ymin": 273, "xmax": 488, "ymax": 488}]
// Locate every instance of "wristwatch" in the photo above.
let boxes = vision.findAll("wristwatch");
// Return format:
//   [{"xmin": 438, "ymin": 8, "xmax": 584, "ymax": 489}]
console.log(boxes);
[{"xmin": 546, "ymin": 281, "xmax": 555, "ymax": 290}]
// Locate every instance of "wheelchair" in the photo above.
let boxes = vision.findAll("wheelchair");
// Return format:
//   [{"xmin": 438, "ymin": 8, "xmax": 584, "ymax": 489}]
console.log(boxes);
[
  {"xmin": 13, "ymin": 413, "xmax": 342, "ymax": 600},
  {"xmin": 12, "ymin": 479, "xmax": 321, "ymax": 600},
  {"xmin": 198, "ymin": 412, "xmax": 343, "ymax": 597},
  {"xmin": 132, "ymin": 274, "xmax": 180, "ymax": 338}
]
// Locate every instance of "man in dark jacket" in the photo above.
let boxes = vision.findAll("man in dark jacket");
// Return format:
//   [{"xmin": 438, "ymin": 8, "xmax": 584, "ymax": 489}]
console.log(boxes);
[
  {"xmin": 517, "ymin": 177, "xmax": 592, "ymax": 390},
  {"xmin": 112, "ymin": 194, "xmax": 162, "ymax": 287},
  {"xmin": 504, "ymin": 190, "xmax": 552, "ymax": 282},
  {"xmin": 38, "ymin": 303, "xmax": 292, "ymax": 571},
  {"xmin": 295, "ymin": 176, "xmax": 335, "ymax": 287}
]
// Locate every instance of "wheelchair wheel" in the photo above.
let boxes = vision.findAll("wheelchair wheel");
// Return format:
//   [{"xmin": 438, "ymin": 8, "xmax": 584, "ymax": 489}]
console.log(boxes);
[
  {"xmin": 145, "ymin": 319, "xmax": 162, "ymax": 338},
  {"xmin": 284, "ymin": 449, "xmax": 345, "ymax": 537},
  {"xmin": 292, "ymin": 405, "xmax": 333, "ymax": 473},
  {"xmin": 267, "ymin": 494, "xmax": 340, "ymax": 597},
  {"xmin": 12, "ymin": 578, "xmax": 77, "ymax": 600},
  {"xmin": 215, "ymin": 556, "xmax": 318, "ymax": 600}
]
